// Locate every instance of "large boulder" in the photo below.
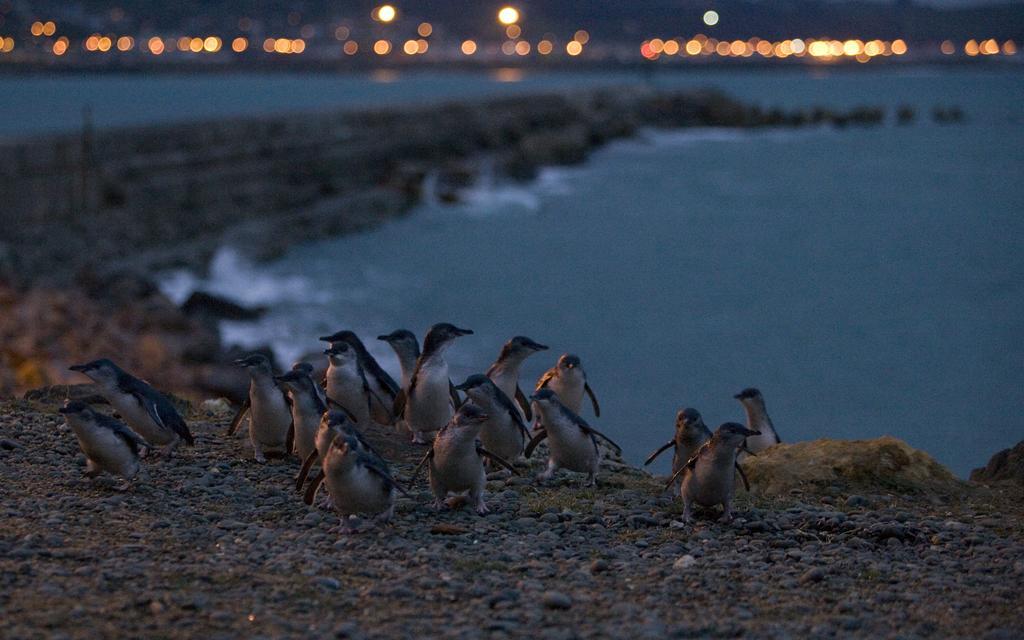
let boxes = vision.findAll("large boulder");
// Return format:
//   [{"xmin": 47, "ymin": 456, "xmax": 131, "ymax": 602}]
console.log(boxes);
[
  {"xmin": 741, "ymin": 437, "xmax": 963, "ymax": 496},
  {"xmin": 970, "ymin": 441, "xmax": 1024, "ymax": 486}
]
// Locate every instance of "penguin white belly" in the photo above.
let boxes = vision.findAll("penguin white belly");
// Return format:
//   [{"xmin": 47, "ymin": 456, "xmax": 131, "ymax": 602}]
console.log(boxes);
[
  {"xmin": 684, "ymin": 457, "xmax": 734, "ymax": 507},
  {"xmin": 326, "ymin": 466, "xmax": 391, "ymax": 516},
  {"xmin": 250, "ymin": 395, "xmax": 291, "ymax": 448},
  {"xmin": 480, "ymin": 417, "xmax": 524, "ymax": 462},
  {"xmin": 107, "ymin": 392, "xmax": 173, "ymax": 445},
  {"xmin": 744, "ymin": 421, "xmax": 778, "ymax": 454},
  {"xmin": 548, "ymin": 424, "xmax": 598, "ymax": 473},
  {"xmin": 326, "ymin": 368, "xmax": 370, "ymax": 424},
  {"xmin": 550, "ymin": 377, "xmax": 584, "ymax": 414},
  {"xmin": 75, "ymin": 427, "xmax": 139, "ymax": 478},
  {"xmin": 408, "ymin": 366, "xmax": 453, "ymax": 434},
  {"xmin": 293, "ymin": 412, "xmax": 319, "ymax": 461},
  {"xmin": 432, "ymin": 440, "xmax": 484, "ymax": 492}
]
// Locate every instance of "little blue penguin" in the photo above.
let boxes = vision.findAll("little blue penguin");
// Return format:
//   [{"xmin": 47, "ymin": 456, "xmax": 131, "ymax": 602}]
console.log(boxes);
[
  {"xmin": 275, "ymin": 366, "xmax": 327, "ymax": 463},
  {"xmin": 455, "ymin": 374, "xmax": 532, "ymax": 465},
  {"xmin": 670, "ymin": 422, "xmax": 761, "ymax": 523},
  {"xmin": 394, "ymin": 323, "xmax": 473, "ymax": 444},
  {"xmin": 69, "ymin": 359, "xmax": 193, "ymax": 455},
  {"xmin": 734, "ymin": 387, "xmax": 781, "ymax": 453},
  {"xmin": 377, "ymin": 329, "xmax": 420, "ymax": 391},
  {"xmin": 323, "ymin": 342, "xmax": 377, "ymax": 427},
  {"xmin": 485, "ymin": 335, "xmax": 548, "ymax": 421},
  {"xmin": 534, "ymin": 354, "xmax": 600, "ymax": 420},
  {"xmin": 59, "ymin": 400, "xmax": 151, "ymax": 489},
  {"xmin": 296, "ymin": 410, "xmax": 381, "ymax": 494},
  {"xmin": 526, "ymin": 389, "xmax": 621, "ymax": 487},
  {"xmin": 229, "ymin": 354, "xmax": 292, "ymax": 463},
  {"xmin": 644, "ymin": 408, "xmax": 712, "ymax": 488},
  {"xmin": 320, "ymin": 330, "xmax": 399, "ymax": 424},
  {"xmin": 408, "ymin": 403, "xmax": 517, "ymax": 514},
  {"xmin": 305, "ymin": 435, "xmax": 409, "ymax": 532}
]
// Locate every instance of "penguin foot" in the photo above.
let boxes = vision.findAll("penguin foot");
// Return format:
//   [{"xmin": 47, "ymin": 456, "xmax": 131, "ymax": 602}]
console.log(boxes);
[
  {"xmin": 114, "ymin": 479, "xmax": 133, "ymax": 492},
  {"xmin": 475, "ymin": 501, "xmax": 490, "ymax": 516},
  {"xmin": 253, "ymin": 453, "xmax": 267, "ymax": 464},
  {"xmin": 432, "ymin": 498, "xmax": 447, "ymax": 511},
  {"xmin": 83, "ymin": 469, "xmax": 102, "ymax": 479}
]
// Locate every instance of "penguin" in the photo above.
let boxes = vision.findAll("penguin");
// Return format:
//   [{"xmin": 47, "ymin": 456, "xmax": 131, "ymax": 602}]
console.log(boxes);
[
  {"xmin": 455, "ymin": 374, "xmax": 532, "ymax": 466},
  {"xmin": 68, "ymin": 359, "xmax": 193, "ymax": 455},
  {"xmin": 229, "ymin": 354, "xmax": 292, "ymax": 463},
  {"xmin": 303, "ymin": 435, "xmax": 409, "ymax": 533},
  {"xmin": 291, "ymin": 361, "xmax": 328, "ymax": 410},
  {"xmin": 485, "ymin": 336, "xmax": 548, "ymax": 421},
  {"xmin": 323, "ymin": 342, "xmax": 379, "ymax": 427},
  {"xmin": 274, "ymin": 367, "xmax": 328, "ymax": 463},
  {"xmin": 534, "ymin": 354, "xmax": 600, "ymax": 420},
  {"xmin": 667, "ymin": 422, "xmax": 761, "ymax": 523},
  {"xmin": 295, "ymin": 410, "xmax": 381, "ymax": 494},
  {"xmin": 394, "ymin": 323, "xmax": 473, "ymax": 444},
  {"xmin": 59, "ymin": 400, "xmax": 151, "ymax": 489},
  {"xmin": 320, "ymin": 330, "xmax": 399, "ymax": 424},
  {"xmin": 644, "ymin": 408, "xmax": 712, "ymax": 488},
  {"xmin": 734, "ymin": 388, "xmax": 781, "ymax": 453},
  {"xmin": 408, "ymin": 403, "xmax": 518, "ymax": 514},
  {"xmin": 377, "ymin": 329, "xmax": 420, "ymax": 391},
  {"xmin": 525, "ymin": 389, "xmax": 621, "ymax": 487}
]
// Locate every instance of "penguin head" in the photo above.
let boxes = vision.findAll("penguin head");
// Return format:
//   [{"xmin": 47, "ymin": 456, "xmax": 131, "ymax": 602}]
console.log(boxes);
[
  {"xmin": 455, "ymin": 374, "xmax": 497, "ymax": 403},
  {"xmin": 324, "ymin": 342, "xmax": 356, "ymax": 365},
  {"xmin": 676, "ymin": 408, "xmax": 704, "ymax": 433},
  {"xmin": 714, "ymin": 422, "xmax": 761, "ymax": 448},
  {"xmin": 68, "ymin": 358, "xmax": 119, "ymax": 384},
  {"xmin": 319, "ymin": 329, "xmax": 358, "ymax": 346},
  {"xmin": 378, "ymin": 329, "xmax": 420, "ymax": 357},
  {"xmin": 529, "ymin": 388, "xmax": 561, "ymax": 410},
  {"xmin": 234, "ymin": 353, "xmax": 273, "ymax": 373},
  {"xmin": 502, "ymin": 336, "xmax": 549, "ymax": 358},
  {"xmin": 291, "ymin": 361, "xmax": 315, "ymax": 375},
  {"xmin": 734, "ymin": 387, "xmax": 763, "ymax": 403},
  {"xmin": 423, "ymin": 323, "xmax": 473, "ymax": 354},
  {"xmin": 273, "ymin": 369, "xmax": 309, "ymax": 391},
  {"xmin": 453, "ymin": 402, "xmax": 489, "ymax": 428},
  {"xmin": 59, "ymin": 400, "xmax": 95, "ymax": 419},
  {"xmin": 557, "ymin": 354, "xmax": 582, "ymax": 372}
]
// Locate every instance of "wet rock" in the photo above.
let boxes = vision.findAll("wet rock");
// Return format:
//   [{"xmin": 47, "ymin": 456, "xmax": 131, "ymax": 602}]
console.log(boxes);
[
  {"xmin": 181, "ymin": 291, "xmax": 266, "ymax": 321},
  {"xmin": 542, "ymin": 591, "xmax": 572, "ymax": 610}
]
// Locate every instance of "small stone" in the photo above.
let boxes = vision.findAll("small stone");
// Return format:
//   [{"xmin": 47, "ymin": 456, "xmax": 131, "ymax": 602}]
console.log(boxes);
[
  {"xmin": 430, "ymin": 524, "xmax": 468, "ymax": 535},
  {"xmin": 672, "ymin": 555, "xmax": 697, "ymax": 570},
  {"xmin": 800, "ymin": 568, "xmax": 825, "ymax": 584},
  {"xmin": 316, "ymin": 576, "xmax": 341, "ymax": 591},
  {"xmin": 589, "ymin": 559, "xmax": 609, "ymax": 573},
  {"xmin": 542, "ymin": 591, "xmax": 572, "ymax": 610},
  {"xmin": 845, "ymin": 495, "xmax": 870, "ymax": 508}
]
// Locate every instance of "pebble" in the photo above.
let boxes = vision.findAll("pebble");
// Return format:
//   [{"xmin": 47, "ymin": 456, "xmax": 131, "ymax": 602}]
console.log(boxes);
[
  {"xmin": 672, "ymin": 555, "xmax": 697, "ymax": 570},
  {"xmin": 316, "ymin": 577, "xmax": 341, "ymax": 591},
  {"xmin": 542, "ymin": 591, "xmax": 572, "ymax": 610},
  {"xmin": 800, "ymin": 568, "xmax": 826, "ymax": 584}
]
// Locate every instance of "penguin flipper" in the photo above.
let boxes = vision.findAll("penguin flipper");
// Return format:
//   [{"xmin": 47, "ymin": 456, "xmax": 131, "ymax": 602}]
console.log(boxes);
[
  {"xmin": 227, "ymin": 397, "xmax": 250, "ymax": 436},
  {"xmin": 476, "ymin": 445, "xmax": 520, "ymax": 475},
  {"xmin": 296, "ymin": 449, "xmax": 319, "ymax": 492},
  {"xmin": 362, "ymin": 454, "xmax": 412, "ymax": 498},
  {"xmin": 449, "ymin": 380, "xmax": 462, "ymax": 409},
  {"xmin": 392, "ymin": 389, "xmax": 407, "ymax": 420},
  {"xmin": 407, "ymin": 447, "xmax": 434, "ymax": 485},
  {"xmin": 664, "ymin": 464, "xmax": 690, "ymax": 490},
  {"xmin": 644, "ymin": 441, "xmax": 675, "ymax": 466},
  {"xmin": 95, "ymin": 412, "xmax": 152, "ymax": 456},
  {"xmin": 303, "ymin": 470, "xmax": 325, "ymax": 506},
  {"xmin": 514, "ymin": 385, "xmax": 533, "ymax": 421},
  {"xmin": 735, "ymin": 462, "xmax": 751, "ymax": 492},
  {"xmin": 584, "ymin": 382, "xmax": 601, "ymax": 417},
  {"xmin": 285, "ymin": 419, "xmax": 295, "ymax": 456},
  {"xmin": 524, "ymin": 430, "xmax": 548, "ymax": 458},
  {"xmin": 577, "ymin": 422, "xmax": 622, "ymax": 455}
]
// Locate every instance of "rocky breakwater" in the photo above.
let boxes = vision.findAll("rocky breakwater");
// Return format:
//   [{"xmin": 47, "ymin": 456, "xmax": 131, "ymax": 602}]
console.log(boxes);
[
  {"xmin": 0, "ymin": 396, "xmax": 1022, "ymax": 638},
  {"xmin": 0, "ymin": 87, "xmax": 892, "ymax": 399}
]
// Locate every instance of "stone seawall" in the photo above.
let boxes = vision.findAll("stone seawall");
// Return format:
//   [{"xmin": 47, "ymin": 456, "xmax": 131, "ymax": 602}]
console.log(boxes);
[{"xmin": 0, "ymin": 87, "xmax": 771, "ymax": 284}]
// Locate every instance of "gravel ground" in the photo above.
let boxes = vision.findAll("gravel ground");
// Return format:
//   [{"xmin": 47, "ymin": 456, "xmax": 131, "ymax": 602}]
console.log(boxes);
[{"xmin": 2, "ymin": 398, "xmax": 1022, "ymax": 639}]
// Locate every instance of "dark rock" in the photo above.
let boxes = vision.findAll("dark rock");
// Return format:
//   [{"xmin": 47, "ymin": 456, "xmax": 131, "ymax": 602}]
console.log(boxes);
[
  {"xmin": 542, "ymin": 591, "xmax": 572, "ymax": 610},
  {"xmin": 181, "ymin": 291, "xmax": 266, "ymax": 321},
  {"xmin": 971, "ymin": 441, "xmax": 1024, "ymax": 486}
]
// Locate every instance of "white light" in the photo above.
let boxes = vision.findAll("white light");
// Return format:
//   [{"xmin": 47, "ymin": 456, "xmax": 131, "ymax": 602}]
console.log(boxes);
[{"xmin": 703, "ymin": 10, "xmax": 719, "ymax": 27}]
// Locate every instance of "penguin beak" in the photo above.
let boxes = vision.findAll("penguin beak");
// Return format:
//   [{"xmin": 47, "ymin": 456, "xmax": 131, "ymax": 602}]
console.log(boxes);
[
  {"xmin": 68, "ymin": 364, "xmax": 89, "ymax": 373},
  {"xmin": 524, "ymin": 339, "xmax": 548, "ymax": 351},
  {"xmin": 376, "ymin": 335, "xmax": 390, "ymax": 342},
  {"xmin": 742, "ymin": 429, "xmax": 762, "ymax": 438}
]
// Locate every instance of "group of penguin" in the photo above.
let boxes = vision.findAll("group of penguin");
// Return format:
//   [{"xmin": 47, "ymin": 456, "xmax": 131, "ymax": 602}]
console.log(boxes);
[{"xmin": 59, "ymin": 322, "xmax": 782, "ymax": 530}]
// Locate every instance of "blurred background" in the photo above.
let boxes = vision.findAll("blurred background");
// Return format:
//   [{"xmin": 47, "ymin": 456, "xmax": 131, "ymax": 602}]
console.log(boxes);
[{"xmin": 0, "ymin": 1, "xmax": 1022, "ymax": 477}]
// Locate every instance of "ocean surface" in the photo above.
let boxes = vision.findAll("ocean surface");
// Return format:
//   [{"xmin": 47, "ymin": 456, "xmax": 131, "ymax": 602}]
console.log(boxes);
[{"xmin": 9, "ymin": 67, "xmax": 1020, "ymax": 477}]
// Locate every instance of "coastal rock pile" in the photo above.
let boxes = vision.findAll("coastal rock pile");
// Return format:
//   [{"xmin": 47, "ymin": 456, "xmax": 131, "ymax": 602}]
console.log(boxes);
[
  {"xmin": 971, "ymin": 440, "xmax": 1024, "ymax": 486},
  {"xmin": 741, "ymin": 437, "xmax": 963, "ymax": 496}
]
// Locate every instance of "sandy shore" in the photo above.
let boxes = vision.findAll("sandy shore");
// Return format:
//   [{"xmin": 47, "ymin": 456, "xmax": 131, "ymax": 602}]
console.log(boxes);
[{"xmin": 1, "ymin": 396, "xmax": 1022, "ymax": 639}]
